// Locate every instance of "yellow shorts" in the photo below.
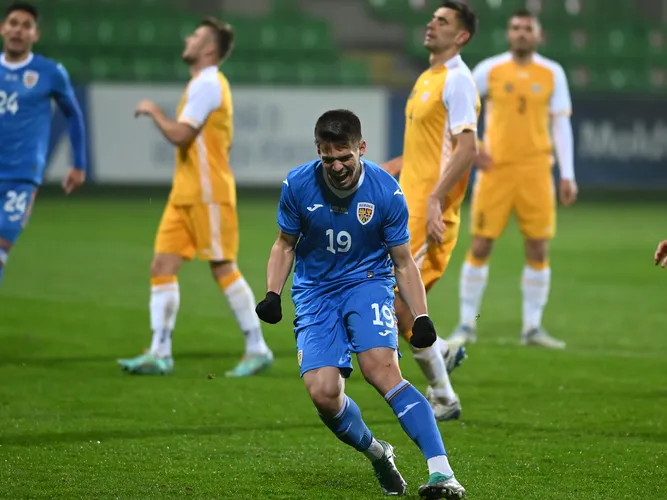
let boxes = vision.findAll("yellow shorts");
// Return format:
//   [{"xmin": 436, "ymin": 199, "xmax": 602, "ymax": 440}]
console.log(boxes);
[
  {"xmin": 409, "ymin": 216, "xmax": 461, "ymax": 291},
  {"xmin": 471, "ymin": 166, "xmax": 556, "ymax": 240},
  {"xmin": 154, "ymin": 203, "xmax": 238, "ymax": 262}
]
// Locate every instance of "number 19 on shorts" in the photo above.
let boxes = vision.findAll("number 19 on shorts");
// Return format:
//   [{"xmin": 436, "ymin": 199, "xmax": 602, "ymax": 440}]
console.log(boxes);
[{"xmin": 372, "ymin": 303, "xmax": 395, "ymax": 336}]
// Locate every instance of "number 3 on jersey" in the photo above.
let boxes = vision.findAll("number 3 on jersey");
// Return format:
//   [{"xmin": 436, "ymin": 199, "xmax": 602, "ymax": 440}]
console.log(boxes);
[
  {"xmin": 326, "ymin": 229, "xmax": 351, "ymax": 254},
  {"xmin": 0, "ymin": 91, "xmax": 19, "ymax": 115}
]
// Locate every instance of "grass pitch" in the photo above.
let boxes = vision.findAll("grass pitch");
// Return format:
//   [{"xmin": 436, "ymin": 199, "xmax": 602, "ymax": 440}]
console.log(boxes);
[{"xmin": 1, "ymin": 193, "xmax": 665, "ymax": 499}]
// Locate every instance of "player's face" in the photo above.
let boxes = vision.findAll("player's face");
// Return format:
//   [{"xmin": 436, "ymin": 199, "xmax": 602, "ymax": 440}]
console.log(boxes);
[
  {"xmin": 318, "ymin": 140, "xmax": 367, "ymax": 190},
  {"xmin": 182, "ymin": 25, "xmax": 213, "ymax": 64},
  {"xmin": 507, "ymin": 16, "xmax": 541, "ymax": 54},
  {"xmin": 1, "ymin": 10, "xmax": 39, "ymax": 58},
  {"xmin": 424, "ymin": 7, "xmax": 468, "ymax": 53}
]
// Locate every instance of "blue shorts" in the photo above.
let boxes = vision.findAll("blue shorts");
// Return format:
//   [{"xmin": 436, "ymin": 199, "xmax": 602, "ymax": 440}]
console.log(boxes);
[
  {"xmin": 294, "ymin": 279, "xmax": 401, "ymax": 378},
  {"xmin": 0, "ymin": 181, "xmax": 38, "ymax": 245}
]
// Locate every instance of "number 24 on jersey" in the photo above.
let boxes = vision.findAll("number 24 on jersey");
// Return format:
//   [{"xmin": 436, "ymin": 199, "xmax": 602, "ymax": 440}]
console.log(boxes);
[{"xmin": 0, "ymin": 91, "xmax": 19, "ymax": 115}]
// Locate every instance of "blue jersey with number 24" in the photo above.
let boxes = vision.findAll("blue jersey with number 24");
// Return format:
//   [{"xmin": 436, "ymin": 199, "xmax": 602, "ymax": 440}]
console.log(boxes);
[{"xmin": 277, "ymin": 159, "xmax": 410, "ymax": 303}]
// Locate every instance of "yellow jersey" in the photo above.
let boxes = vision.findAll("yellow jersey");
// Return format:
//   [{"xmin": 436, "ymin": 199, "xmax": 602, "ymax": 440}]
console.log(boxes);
[
  {"xmin": 169, "ymin": 66, "xmax": 236, "ymax": 206},
  {"xmin": 400, "ymin": 54, "xmax": 480, "ymax": 224},
  {"xmin": 473, "ymin": 52, "xmax": 572, "ymax": 168}
]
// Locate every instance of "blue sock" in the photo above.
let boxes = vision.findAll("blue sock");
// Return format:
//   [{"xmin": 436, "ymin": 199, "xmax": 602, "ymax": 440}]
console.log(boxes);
[
  {"xmin": 319, "ymin": 395, "xmax": 374, "ymax": 452},
  {"xmin": 385, "ymin": 379, "xmax": 447, "ymax": 459}
]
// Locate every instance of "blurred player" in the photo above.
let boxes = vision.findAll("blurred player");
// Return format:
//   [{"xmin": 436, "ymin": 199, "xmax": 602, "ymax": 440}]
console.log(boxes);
[
  {"xmin": 0, "ymin": 1, "xmax": 86, "ymax": 285},
  {"xmin": 654, "ymin": 241, "xmax": 667, "ymax": 268},
  {"xmin": 118, "ymin": 18, "xmax": 273, "ymax": 377},
  {"xmin": 255, "ymin": 109, "xmax": 466, "ymax": 499},
  {"xmin": 448, "ymin": 9, "xmax": 576, "ymax": 349},
  {"xmin": 380, "ymin": 1, "xmax": 479, "ymax": 421}
]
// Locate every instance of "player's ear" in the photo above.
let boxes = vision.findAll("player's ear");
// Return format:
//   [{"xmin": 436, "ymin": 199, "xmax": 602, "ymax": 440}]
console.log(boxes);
[
  {"xmin": 455, "ymin": 30, "xmax": 470, "ymax": 47},
  {"xmin": 359, "ymin": 140, "xmax": 366, "ymax": 157},
  {"xmin": 34, "ymin": 27, "xmax": 40, "ymax": 43}
]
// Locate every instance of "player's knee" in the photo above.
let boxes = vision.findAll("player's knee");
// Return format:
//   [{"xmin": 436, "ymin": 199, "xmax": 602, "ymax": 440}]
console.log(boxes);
[
  {"xmin": 358, "ymin": 349, "xmax": 403, "ymax": 395},
  {"xmin": 470, "ymin": 237, "xmax": 494, "ymax": 262},
  {"xmin": 210, "ymin": 260, "xmax": 238, "ymax": 283},
  {"xmin": 304, "ymin": 368, "xmax": 344, "ymax": 416},
  {"xmin": 393, "ymin": 298, "xmax": 412, "ymax": 336},
  {"xmin": 525, "ymin": 239, "xmax": 548, "ymax": 264},
  {"xmin": 150, "ymin": 253, "xmax": 182, "ymax": 276}
]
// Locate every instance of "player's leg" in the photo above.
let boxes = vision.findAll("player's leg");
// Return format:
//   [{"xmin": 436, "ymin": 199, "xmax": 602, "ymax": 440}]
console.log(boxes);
[
  {"xmin": 400, "ymin": 227, "xmax": 463, "ymax": 420},
  {"xmin": 0, "ymin": 182, "xmax": 38, "ymax": 286},
  {"xmin": 0, "ymin": 238, "xmax": 12, "ymax": 285},
  {"xmin": 450, "ymin": 168, "xmax": 514, "ymax": 344},
  {"xmin": 516, "ymin": 169, "xmax": 565, "ymax": 349},
  {"xmin": 118, "ymin": 203, "xmax": 191, "ymax": 374},
  {"xmin": 348, "ymin": 284, "xmax": 465, "ymax": 498},
  {"xmin": 198, "ymin": 203, "xmax": 272, "ymax": 376},
  {"xmin": 210, "ymin": 260, "xmax": 272, "ymax": 377},
  {"xmin": 394, "ymin": 218, "xmax": 462, "ymax": 421},
  {"xmin": 297, "ymin": 298, "xmax": 406, "ymax": 496}
]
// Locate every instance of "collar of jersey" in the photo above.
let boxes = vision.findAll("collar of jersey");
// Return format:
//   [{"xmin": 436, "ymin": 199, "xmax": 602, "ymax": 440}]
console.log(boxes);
[
  {"xmin": 431, "ymin": 53, "xmax": 462, "ymax": 73},
  {"xmin": 0, "ymin": 52, "xmax": 34, "ymax": 70},
  {"xmin": 321, "ymin": 160, "xmax": 366, "ymax": 199},
  {"xmin": 191, "ymin": 65, "xmax": 218, "ymax": 79}
]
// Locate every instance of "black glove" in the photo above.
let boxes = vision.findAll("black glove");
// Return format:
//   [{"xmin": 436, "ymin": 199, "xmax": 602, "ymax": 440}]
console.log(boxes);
[
  {"xmin": 255, "ymin": 291, "xmax": 282, "ymax": 324},
  {"xmin": 410, "ymin": 315, "xmax": 437, "ymax": 348}
]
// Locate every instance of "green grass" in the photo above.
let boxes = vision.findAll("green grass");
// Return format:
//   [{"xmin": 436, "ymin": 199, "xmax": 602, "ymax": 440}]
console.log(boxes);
[{"xmin": 1, "ymin": 194, "xmax": 666, "ymax": 499}]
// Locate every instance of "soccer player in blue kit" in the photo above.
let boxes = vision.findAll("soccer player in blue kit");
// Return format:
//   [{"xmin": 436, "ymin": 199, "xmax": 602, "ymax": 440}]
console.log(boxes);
[
  {"xmin": 255, "ymin": 110, "xmax": 466, "ymax": 499},
  {"xmin": 0, "ymin": 2, "xmax": 86, "ymax": 284}
]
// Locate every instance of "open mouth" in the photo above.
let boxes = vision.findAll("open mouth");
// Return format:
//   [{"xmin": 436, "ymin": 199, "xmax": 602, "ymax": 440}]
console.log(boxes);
[{"xmin": 330, "ymin": 170, "xmax": 350, "ymax": 186}]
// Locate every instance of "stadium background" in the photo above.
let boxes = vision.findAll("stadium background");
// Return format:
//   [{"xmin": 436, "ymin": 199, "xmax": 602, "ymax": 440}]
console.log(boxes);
[{"xmin": 2, "ymin": 0, "xmax": 667, "ymax": 499}]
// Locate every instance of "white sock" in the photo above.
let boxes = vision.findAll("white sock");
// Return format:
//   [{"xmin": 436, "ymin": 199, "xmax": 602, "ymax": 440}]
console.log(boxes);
[
  {"xmin": 149, "ymin": 282, "xmax": 180, "ymax": 358},
  {"xmin": 224, "ymin": 276, "xmax": 270, "ymax": 356},
  {"xmin": 427, "ymin": 455, "xmax": 454, "ymax": 477},
  {"xmin": 412, "ymin": 346, "xmax": 457, "ymax": 403},
  {"xmin": 459, "ymin": 261, "xmax": 489, "ymax": 328},
  {"xmin": 521, "ymin": 265, "xmax": 551, "ymax": 332},
  {"xmin": 362, "ymin": 438, "xmax": 385, "ymax": 462},
  {"xmin": 436, "ymin": 336, "xmax": 449, "ymax": 358}
]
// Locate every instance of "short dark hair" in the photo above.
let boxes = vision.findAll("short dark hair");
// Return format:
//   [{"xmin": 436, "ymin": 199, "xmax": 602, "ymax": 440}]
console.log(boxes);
[
  {"xmin": 4, "ymin": 1, "xmax": 39, "ymax": 22},
  {"xmin": 314, "ymin": 110, "xmax": 363, "ymax": 147},
  {"xmin": 511, "ymin": 8, "xmax": 536, "ymax": 19},
  {"xmin": 200, "ymin": 17, "xmax": 234, "ymax": 61},
  {"xmin": 442, "ymin": 1, "xmax": 477, "ymax": 44}
]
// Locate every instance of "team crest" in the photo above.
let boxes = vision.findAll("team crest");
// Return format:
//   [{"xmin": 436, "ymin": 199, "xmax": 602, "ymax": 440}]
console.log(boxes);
[
  {"xmin": 23, "ymin": 70, "xmax": 39, "ymax": 89},
  {"xmin": 532, "ymin": 83, "xmax": 542, "ymax": 93},
  {"xmin": 297, "ymin": 350, "xmax": 303, "ymax": 367},
  {"xmin": 504, "ymin": 82, "xmax": 514, "ymax": 93},
  {"xmin": 357, "ymin": 202, "xmax": 375, "ymax": 225}
]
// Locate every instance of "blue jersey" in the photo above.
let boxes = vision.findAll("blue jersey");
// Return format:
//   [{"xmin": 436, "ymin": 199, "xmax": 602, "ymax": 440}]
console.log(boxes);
[
  {"xmin": 0, "ymin": 53, "xmax": 86, "ymax": 185},
  {"xmin": 278, "ymin": 159, "xmax": 410, "ymax": 302}
]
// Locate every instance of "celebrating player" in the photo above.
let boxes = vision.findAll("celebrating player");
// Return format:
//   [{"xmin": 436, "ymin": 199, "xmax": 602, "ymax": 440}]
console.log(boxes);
[
  {"xmin": 256, "ymin": 110, "xmax": 466, "ymax": 499},
  {"xmin": 654, "ymin": 241, "xmax": 667, "ymax": 268},
  {"xmin": 118, "ymin": 18, "xmax": 273, "ymax": 377},
  {"xmin": 0, "ymin": 1, "xmax": 86, "ymax": 285},
  {"xmin": 448, "ymin": 9, "xmax": 575, "ymax": 349},
  {"xmin": 380, "ymin": 1, "xmax": 479, "ymax": 421}
]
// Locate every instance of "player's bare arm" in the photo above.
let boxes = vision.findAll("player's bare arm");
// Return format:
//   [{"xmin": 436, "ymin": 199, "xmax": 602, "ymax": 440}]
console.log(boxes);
[
  {"xmin": 426, "ymin": 130, "xmax": 477, "ymax": 243},
  {"xmin": 380, "ymin": 156, "xmax": 403, "ymax": 176},
  {"xmin": 134, "ymin": 100, "xmax": 199, "ymax": 148},
  {"xmin": 266, "ymin": 230, "xmax": 299, "ymax": 294},
  {"xmin": 654, "ymin": 240, "xmax": 667, "ymax": 268},
  {"xmin": 389, "ymin": 242, "xmax": 428, "ymax": 318}
]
